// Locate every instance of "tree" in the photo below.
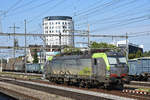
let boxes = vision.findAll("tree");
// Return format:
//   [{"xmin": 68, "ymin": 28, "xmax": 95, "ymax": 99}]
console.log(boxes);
[
  {"xmin": 33, "ymin": 49, "xmax": 39, "ymax": 63},
  {"xmin": 63, "ymin": 46, "xmax": 81, "ymax": 55},
  {"xmin": 90, "ymin": 42, "xmax": 117, "ymax": 49},
  {"xmin": 142, "ymin": 51, "xmax": 150, "ymax": 57},
  {"xmin": 128, "ymin": 50, "xmax": 145, "ymax": 59},
  {"xmin": 135, "ymin": 50, "xmax": 142, "ymax": 58},
  {"xmin": 128, "ymin": 53, "xmax": 136, "ymax": 59}
]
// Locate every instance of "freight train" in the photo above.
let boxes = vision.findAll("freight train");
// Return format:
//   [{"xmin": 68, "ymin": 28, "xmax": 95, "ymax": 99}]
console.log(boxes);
[
  {"xmin": 2, "ymin": 58, "xmax": 43, "ymax": 73},
  {"xmin": 45, "ymin": 51, "xmax": 129, "ymax": 89},
  {"xmin": 128, "ymin": 57, "xmax": 150, "ymax": 81}
]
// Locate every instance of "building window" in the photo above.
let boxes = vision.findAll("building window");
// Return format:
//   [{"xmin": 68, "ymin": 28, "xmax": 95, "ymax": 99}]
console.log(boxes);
[
  {"xmin": 58, "ymin": 22, "xmax": 60, "ymax": 24},
  {"xmin": 45, "ymin": 23, "xmax": 48, "ymax": 25},
  {"xmin": 56, "ymin": 22, "xmax": 57, "ymax": 24},
  {"xmin": 62, "ymin": 22, "xmax": 64, "ymax": 24},
  {"xmin": 62, "ymin": 26, "xmax": 66, "ymax": 29}
]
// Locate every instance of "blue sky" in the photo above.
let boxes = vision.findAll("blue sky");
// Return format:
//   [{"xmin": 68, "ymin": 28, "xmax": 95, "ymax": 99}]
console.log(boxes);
[{"xmin": 0, "ymin": 0, "xmax": 150, "ymax": 57}]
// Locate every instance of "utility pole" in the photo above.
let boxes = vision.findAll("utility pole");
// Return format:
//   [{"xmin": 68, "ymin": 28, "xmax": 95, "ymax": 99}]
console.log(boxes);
[
  {"xmin": 24, "ymin": 20, "xmax": 27, "ymax": 73},
  {"xmin": 9, "ymin": 24, "xmax": 19, "ymax": 59},
  {"xmin": 0, "ymin": 16, "xmax": 2, "ymax": 33},
  {"xmin": 72, "ymin": 21, "xmax": 75, "ymax": 47},
  {"xmin": 40, "ymin": 35, "xmax": 47, "ymax": 79},
  {"xmin": 126, "ymin": 33, "xmax": 128, "ymax": 61},
  {"xmin": 0, "ymin": 57, "xmax": 2, "ymax": 72},
  {"xmin": 59, "ymin": 31, "xmax": 61, "ymax": 53},
  {"xmin": 0, "ymin": 10, "xmax": 5, "ymax": 33},
  {"xmin": 87, "ymin": 24, "xmax": 90, "ymax": 47}
]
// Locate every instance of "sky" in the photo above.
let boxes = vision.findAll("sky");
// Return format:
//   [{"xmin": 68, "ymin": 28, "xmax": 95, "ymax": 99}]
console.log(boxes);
[{"xmin": 0, "ymin": 0, "xmax": 150, "ymax": 57}]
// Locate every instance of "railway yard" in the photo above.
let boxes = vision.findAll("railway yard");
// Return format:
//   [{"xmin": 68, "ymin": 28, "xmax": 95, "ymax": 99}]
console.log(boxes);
[
  {"xmin": 0, "ymin": 52, "xmax": 150, "ymax": 100},
  {"xmin": 0, "ymin": 72, "xmax": 150, "ymax": 100},
  {"xmin": 1, "ymin": 0, "xmax": 150, "ymax": 100}
]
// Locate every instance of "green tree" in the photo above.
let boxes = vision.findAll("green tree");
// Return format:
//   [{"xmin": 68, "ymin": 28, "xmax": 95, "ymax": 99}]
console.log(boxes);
[
  {"xmin": 128, "ymin": 53, "xmax": 136, "ymax": 59},
  {"xmin": 142, "ymin": 51, "xmax": 150, "ymax": 57},
  {"xmin": 135, "ymin": 50, "xmax": 142, "ymax": 58},
  {"xmin": 90, "ymin": 42, "xmax": 116, "ymax": 49},
  {"xmin": 128, "ymin": 50, "xmax": 144, "ymax": 59},
  {"xmin": 33, "ymin": 49, "xmax": 39, "ymax": 63},
  {"xmin": 63, "ymin": 46, "xmax": 81, "ymax": 55}
]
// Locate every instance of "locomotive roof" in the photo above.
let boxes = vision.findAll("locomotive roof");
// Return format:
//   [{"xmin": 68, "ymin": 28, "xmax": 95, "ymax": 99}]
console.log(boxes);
[
  {"xmin": 52, "ymin": 51, "xmax": 125, "ymax": 60},
  {"xmin": 53, "ymin": 55, "xmax": 91, "ymax": 60},
  {"xmin": 106, "ymin": 52, "xmax": 125, "ymax": 57}
]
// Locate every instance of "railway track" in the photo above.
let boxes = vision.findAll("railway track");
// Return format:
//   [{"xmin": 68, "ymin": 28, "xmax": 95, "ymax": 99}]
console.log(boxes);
[
  {"xmin": 0, "ymin": 72, "xmax": 42, "ymax": 76},
  {"xmin": 0, "ymin": 76, "xmax": 150, "ymax": 100},
  {"xmin": 129, "ymin": 81, "xmax": 150, "ymax": 87}
]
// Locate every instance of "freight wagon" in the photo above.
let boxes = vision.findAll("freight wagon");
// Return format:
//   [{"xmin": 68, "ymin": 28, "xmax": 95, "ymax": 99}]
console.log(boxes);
[
  {"xmin": 4, "ymin": 59, "xmax": 16, "ymax": 71},
  {"xmin": 45, "ymin": 51, "xmax": 129, "ymax": 89},
  {"xmin": 26, "ymin": 63, "xmax": 43, "ymax": 73},
  {"xmin": 3, "ymin": 58, "xmax": 43, "ymax": 73},
  {"xmin": 14, "ymin": 61, "xmax": 25, "ymax": 72},
  {"xmin": 128, "ymin": 57, "xmax": 150, "ymax": 81}
]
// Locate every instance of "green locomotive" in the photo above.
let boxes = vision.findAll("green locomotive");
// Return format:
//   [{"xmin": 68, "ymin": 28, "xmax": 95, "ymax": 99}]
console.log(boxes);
[{"xmin": 45, "ymin": 51, "xmax": 129, "ymax": 89}]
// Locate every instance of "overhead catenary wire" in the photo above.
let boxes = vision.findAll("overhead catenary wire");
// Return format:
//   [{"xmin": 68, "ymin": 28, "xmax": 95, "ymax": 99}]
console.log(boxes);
[
  {"xmin": 92, "ymin": 18, "xmax": 150, "ymax": 33},
  {"xmin": 128, "ymin": 30, "xmax": 150, "ymax": 35},
  {"xmin": 73, "ymin": 0, "xmax": 105, "ymax": 17},
  {"xmin": 91, "ymin": 14, "xmax": 150, "ymax": 33},
  {"xmin": 27, "ymin": 0, "xmax": 66, "ymax": 23},
  {"xmin": 76, "ymin": 0, "xmax": 150, "ymax": 35},
  {"xmin": 5, "ymin": 0, "xmax": 54, "ymax": 17},
  {"xmin": 0, "ymin": 0, "xmax": 149, "ymax": 50},
  {"xmin": 3, "ymin": 0, "xmax": 23, "ymax": 16},
  {"xmin": 76, "ymin": 0, "xmax": 121, "ymax": 16},
  {"xmin": 127, "ymin": 31, "xmax": 150, "ymax": 37},
  {"xmin": 7, "ymin": 0, "xmax": 38, "ymax": 13},
  {"xmin": 74, "ymin": 0, "xmax": 139, "ymax": 31},
  {"xmin": 0, "ymin": 32, "xmax": 129, "ymax": 38},
  {"xmin": 12, "ymin": 0, "xmax": 36, "ymax": 10},
  {"xmin": 76, "ymin": 0, "xmax": 143, "ymax": 26},
  {"xmin": 74, "ymin": 0, "xmax": 123, "ymax": 22}
]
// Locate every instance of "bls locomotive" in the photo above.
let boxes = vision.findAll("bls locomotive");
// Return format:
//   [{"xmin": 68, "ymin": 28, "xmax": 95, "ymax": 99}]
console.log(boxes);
[{"xmin": 45, "ymin": 51, "xmax": 129, "ymax": 89}]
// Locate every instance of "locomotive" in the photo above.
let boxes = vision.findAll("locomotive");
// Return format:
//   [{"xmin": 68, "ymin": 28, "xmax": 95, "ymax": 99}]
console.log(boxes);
[{"xmin": 43, "ymin": 51, "xmax": 129, "ymax": 89}]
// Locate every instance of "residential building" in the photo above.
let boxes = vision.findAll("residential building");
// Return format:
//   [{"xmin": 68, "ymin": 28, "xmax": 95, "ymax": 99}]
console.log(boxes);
[{"xmin": 43, "ymin": 16, "xmax": 74, "ymax": 47}]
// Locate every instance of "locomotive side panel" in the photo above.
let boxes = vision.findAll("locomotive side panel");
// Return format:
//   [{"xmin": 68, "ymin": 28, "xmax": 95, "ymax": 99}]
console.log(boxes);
[{"xmin": 49, "ymin": 57, "xmax": 92, "ymax": 76}]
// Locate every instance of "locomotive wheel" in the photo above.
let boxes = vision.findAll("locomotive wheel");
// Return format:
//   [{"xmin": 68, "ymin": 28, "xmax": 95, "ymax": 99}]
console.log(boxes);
[
  {"xmin": 79, "ymin": 81, "xmax": 85, "ymax": 88},
  {"xmin": 111, "ymin": 83, "xmax": 123, "ymax": 90},
  {"xmin": 85, "ymin": 82, "xmax": 90, "ymax": 88},
  {"xmin": 104, "ymin": 84, "xmax": 112, "ymax": 90},
  {"xmin": 116, "ymin": 84, "xmax": 123, "ymax": 90}
]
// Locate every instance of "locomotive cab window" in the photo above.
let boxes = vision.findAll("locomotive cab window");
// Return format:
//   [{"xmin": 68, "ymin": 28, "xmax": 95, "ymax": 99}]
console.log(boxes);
[
  {"xmin": 108, "ymin": 57, "xmax": 117, "ymax": 65},
  {"xmin": 118, "ymin": 57, "xmax": 127, "ymax": 64}
]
